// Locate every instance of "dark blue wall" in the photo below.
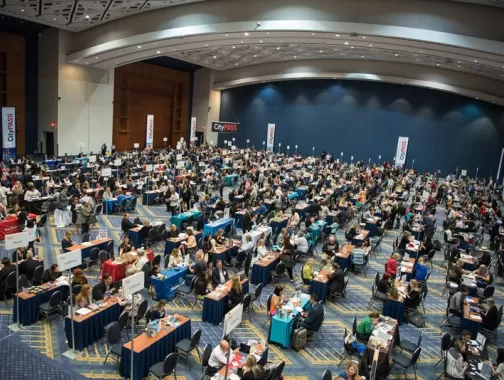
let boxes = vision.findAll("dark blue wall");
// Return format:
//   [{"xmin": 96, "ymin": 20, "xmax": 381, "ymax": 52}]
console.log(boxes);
[
  {"xmin": 219, "ymin": 80, "xmax": 504, "ymax": 179},
  {"xmin": 25, "ymin": 34, "xmax": 38, "ymax": 155}
]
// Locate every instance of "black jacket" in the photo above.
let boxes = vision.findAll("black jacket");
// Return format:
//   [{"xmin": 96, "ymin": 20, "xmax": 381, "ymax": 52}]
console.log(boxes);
[
  {"xmin": 0, "ymin": 265, "xmax": 16, "ymax": 299},
  {"xmin": 20, "ymin": 258, "xmax": 41, "ymax": 281},
  {"xmin": 482, "ymin": 305, "xmax": 499, "ymax": 330},
  {"xmin": 243, "ymin": 212, "xmax": 253, "ymax": 232},
  {"xmin": 212, "ymin": 267, "xmax": 230, "ymax": 288},
  {"xmin": 301, "ymin": 302, "xmax": 324, "ymax": 331},
  {"xmin": 228, "ymin": 288, "xmax": 243, "ymax": 308},
  {"xmin": 121, "ymin": 217, "xmax": 136, "ymax": 233}
]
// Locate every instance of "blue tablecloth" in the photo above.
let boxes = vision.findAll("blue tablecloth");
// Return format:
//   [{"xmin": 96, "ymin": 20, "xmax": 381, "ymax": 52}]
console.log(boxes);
[
  {"xmin": 163, "ymin": 232, "xmax": 202, "ymax": 256},
  {"xmin": 128, "ymin": 229, "xmax": 142, "ymax": 249},
  {"xmin": 311, "ymin": 279, "xmax": 328, "ymax": 303},
  {"xmin": 288, "ymin": 192, "xmax": 299, "ymax": 200},
  {"xmin": 269, "ymin": 296, "xmax": 311, "ymax": 348},
  {"xmin": 44, "ymin": 159, "xmax": 62, "ymax": 169},
  {"xmin": 211, "ymin": 247, "xmax": 234, "ymax": 265},
  {"xmin": 310, "ymin": 221, "xmax": 327, "ymax": 241},
  {"xmin": 225, "ymin": 174, "xmax": 239, "ymax": 186},
  {"xmin": 270, "ymin": 218, "xmax": 288, "ymax": 234},
  {"xmin": 65, "ymin": 302, "xmax": 121, "ymax": 350},
  {"xmin": 150, "ymin": 267, "xmax": 190, "ymax": 301},
  {"xmin": 170, "ymin": 211, "xmax": 202, "ymax": 228},
  {"xmin": 67, "ymin": 239, "xmax": 112, "ymax": 260},
  {"xmin": 142, "ymin": 192, "xmax": 160, "ymax": 206},
  {"xmin": 202, "ymin": 281, "xmax": 249, "ymax": 325},
  {"xmin": 120, "ymin": 318, "xmax": 191, "ymax": 380},
  {"xmin": 251, "ymin": 257, "xmax": 280, "ymax": 286},
  {"xmin": 460, "ymin": 316, "xmax": 481, "ymax": 339},
  {"xmin": 365, "ymin": 222, "xmax": 377, "ymax": 238},
  {"xmin": 383, "ymin": 298, "xmax": 405, "ymax": 325},
  {"xmin": 203, "ymin": 218, "xmax": 235, "ymax": 237},
  {"xmin": 296, "ymin": 188, "xmax": 308, "ymax": 200},
  {"xmin": 335, "ymin": 255, "xmax": 352, "ymax": 271},
  {"xmin": 13, "ymin": 285, "xmax": 68, "ymax": 325},
  {"xmin": 235, "ymin": 212, "xmax": 245, "ymax": 229},
  {"xmin": 102, "ymin": 199, "xmax": 116, "ymax": 214}
]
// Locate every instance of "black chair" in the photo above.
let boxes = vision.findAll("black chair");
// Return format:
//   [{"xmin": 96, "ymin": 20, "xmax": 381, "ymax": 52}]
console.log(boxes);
[
  {"xmin": 82, "ymin": 232, "xmax": 90, "ymax": 243},
  {"xmin": 270, "ymin": 262, "xmax": 287, "ymax": 283},
  {"xmin": 201, "ymin": 344, "xmax": 212, "ymax": 374},
  {"xmin": 263, "ymin": 293, "xmax": 273, "ymax": 326},
  {"xmin": 435, "ymin": 332, "xmax": 452, "ymax": 367},
  {"xmin": 106, "ymin": 240, "xmax": 114, "ymax": 256},
  {"xmin": 95, "ymin": 204, "xmax": 103, "ymax": 215},
  {"xmin": 175, "ymin": 276, "xmax": 197, "ymax": 307},
  {"xmin": 142, "ymin": 263, "xmax": 150, "ymax": 288},
  {"xmin": 32, "ymin": 265, "xmax": 44, "ymax": 285},
  {"xmin": 4, "ymin": 271, "xmax": 16, "ymax": 303},
  {"xmin": 480, "ymin": 304, "xmax": 503, "ymax": 340},
  {"xmin": 175, "ymin": 328, "xmax": 202, "ymax": 368},
  {"xmin": 72, "ymin": 284, "xmax": 82, "ymax": 295},
  {"xmin": 322, "ymin": 369, "xmax": 332, "ymax": 380},
  {"xmin": 152, "ymin": 254, "xmax": 161, "ymax": 268},
  {"xmin": 98, "ymin": 250, "xmax": 109, "ymax": 278},
  {"xmin": 230, "ymin": 250, "xmax": 247, "ymax": 271},
  {"xmin": 19, "ymin": 274, "xmax": 29, "ymax": 289},
  {"xmin": 103, "ymin": 322, "xmax": 122, "ymax": 366},
  {"xmin": 148, "ymin": 352, "xmax": 178, "ymax": 380},
  {"xmin": 242, "ymin": 293, "xmax": 253, "ymax": 321},
  {"xmin": 37, "ymin": 290, "xmax": 62, "ymax": 322},
  {"xmin": 249, "ymin": 283, "xmax": 263, "ymax": 310},
  {"xmin": 84, "ymin": 247, "xmax": 100, "ymax": 270},
  {"xmin": 330, "ymin": 277, "xmax": 349, "ymax": 300},
  {"xmin": 41, "ymin": 268, "xmax": 52, "ymax": 284},
  {"xmin": 270, "ymin": 361, "xmax": 285, "ymax": 380},
  {"xmin": 146, "ymin": 228, "xmax": 158, "ymax": 248},
  {"xmin": 399, "ymin": 331, "xmax": 423, "ymax": 355},
  {"xmin": 391, "ymin": 347, "xmax": 421, "ymax": 380},
  {"xmin": 134, "ymin": 299, "xmax": 149, "ymax": 326}
]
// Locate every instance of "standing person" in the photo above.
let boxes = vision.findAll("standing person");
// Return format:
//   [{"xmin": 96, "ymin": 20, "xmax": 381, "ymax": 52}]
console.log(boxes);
[
  {"xmin": 281, "ymin": 236, "xmax": 296, "ymax": 282},
  {"xmin": 25, "ymin": 219, "xmax": 39, "ymax": 252}
]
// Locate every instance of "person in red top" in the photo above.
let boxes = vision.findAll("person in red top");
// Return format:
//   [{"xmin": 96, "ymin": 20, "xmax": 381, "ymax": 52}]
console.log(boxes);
[
  {"xmin": 385, "ymin": 253, "xmax": 401, "ymax": 277},
  {"xmin": 480, "ymin": 204, "xmax": 487, "ymax": 217}
]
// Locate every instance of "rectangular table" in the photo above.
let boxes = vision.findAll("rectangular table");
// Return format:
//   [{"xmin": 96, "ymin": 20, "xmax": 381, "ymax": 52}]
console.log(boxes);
[
  {"xmin": 405, "ymin": 241, "xmax": 421, "ymax": 260},
  {"xmin": 310, "ymin": 220, "xmax": 327, "ymax": 241},
  {"xmin": 13, "ymin": 284, "xmax": 69, "ymax": 325},
  {"xmin": 399, "ymin": 258, "xmax": 415, "ymax": 282},
  {"xmin": 66, "ymin": 238, "xmax": 113, "ymax": 260},
  {"xmin": 245, "ymin": 226, "xmax": 272, "ymax": 245},
  {"xmin": 461, "ymin": 296, "xmax": 482, "ymax": 339},
  {"xmin": 64, "ymin": 298, "xmax": 121, "ymax": 350},
  {"xmin": 335, "ymin": 244, "xmax": 355, "ymax": 271},
  {"xmin": 268, "ymin": 294, "xmax": 311, "ymax": 348},
  {"xmin": 270, "ymin": 217, "xmax": 289, "ymax": 234},
  {"xmin": 311, "ymin": 269, "xmax": 335, "ymax": 303},
  {"xmin": 202, "ymin": 279, "xmax": 249, "ymax": 325},
  {"xmin": 364, "ymin": 217, "xmax": 380, "ymax": 238},
  {"xmin": 170, "ymin": 210, "xmax": 202, "ymax": 228},
  {"xmin": 0, "ymin": 213, "xmax": 37, "ymax": 240},
  {"xmin": 225, "ymin": 174, "xmax": 239, "ymax": 186},
  {"xmin": 210, "ymin": 245, "xmax": 236, "ymax": 265},
  {"xmin": 119, "ymin": 314, "xmax": 191, "ymax": 380},
  {"xmin": 150, "ymin": 267, "xmax": 190, "ymax": 301},
  {"xmin": 164, "ymin": 231, "xmax": 202, "ymax": 256},
  {"xmin": 217, "ymin": 345, "xmax": 269, "ymax": 377},
  {"xmin": 142, "ymin": 191, "xmax": 162, "ymax": 206},
  {"xmin": 382, "ymin": 281, "xmax": 407, "ymax": 324},
  {"xmin": 352, "ymin": 230, "xmax": 370, "ymax": 246},
  {"xmin": 203, "ymin": 217, "xmax": 235, "ymax": 237},
  {"xmin": 251, "ymin": 253, "xmax": 280, "ymax": 286}
]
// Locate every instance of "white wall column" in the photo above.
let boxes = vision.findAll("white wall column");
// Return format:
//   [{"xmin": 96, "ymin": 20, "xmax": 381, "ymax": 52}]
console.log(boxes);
[{"xmin": 191, "ymin": 68, "xmax": 221, "ymax": 146}]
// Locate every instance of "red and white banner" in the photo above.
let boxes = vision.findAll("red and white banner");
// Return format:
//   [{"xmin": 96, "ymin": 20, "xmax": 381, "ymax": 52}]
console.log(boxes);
[
  {"xmin": 267, "ymin": 123, "xmax": 275, "ymax": 152},
  {"xmin": 394, "ymin": 136, "xmax": 409, "ymax": 167},
  {"xmin": 146, "ymin": 114, "xmax": 154, "ymax": 148},
  {"xmin": 190, "ymin": 117, "xmax": 197, "ymax": 145}
]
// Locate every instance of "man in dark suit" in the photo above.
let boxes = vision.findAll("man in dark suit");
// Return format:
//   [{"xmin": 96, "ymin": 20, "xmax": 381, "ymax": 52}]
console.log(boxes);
[
  {"xmin": 0, "ymin": 258, "xmax": 16, "ymax": 300},
  {"xmin": 19, "ymin": 251, "xmax": 40, "ymax": 281},
  {"xmin": 481, "ymin": 298, "xmax": 499, "ymax": 330},
  {"xmin": 243, "ymin": 208, "xmax": 253, "ymax": 233},
  {"xmin": 121, "ymin": 213, "xmax": 137, "ymax": 234},
  {"xmin": 300, "ymin": 293, "xmax": 324, "ymax": 340},
  {"xmin": 92, "ymin": 273, "xmax": 119, "ymax": 301},
  {"xmin": 211, "ymin": 260, "xmax": 230, "ymax": 288}
]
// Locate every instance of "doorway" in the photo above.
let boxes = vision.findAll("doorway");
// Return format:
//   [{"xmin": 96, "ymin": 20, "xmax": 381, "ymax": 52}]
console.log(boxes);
[
  {"xmin": 195, "ymin": 131, "xmax": 204, "ymax": 146},
  {"xmin": 45, "ymin": 131, "xmax": 55, "ymax": 156}
]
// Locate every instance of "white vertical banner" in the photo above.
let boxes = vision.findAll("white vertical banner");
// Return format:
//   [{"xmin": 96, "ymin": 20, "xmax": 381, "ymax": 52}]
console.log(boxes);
[
  {"xmin": 394, "ymin": 136, "xmax": 409, "ymax": 168},
  {"xmin": 266, "ymin": 123, "xmax": 275, "ymax": 152},
  {"xmin": 2, "ymin": 107, "xmax": 16, "ymax": 161},
  {"xmin": 190, "ymin": 117, "xmax": 197, "ymax": 145},
  {"xmin": 495, "ymin": 148, "xmax": 504, "ymax": 182},
  {"xmin": 146, "ymin": 114, "xmax": 154, "ymax": 148}
]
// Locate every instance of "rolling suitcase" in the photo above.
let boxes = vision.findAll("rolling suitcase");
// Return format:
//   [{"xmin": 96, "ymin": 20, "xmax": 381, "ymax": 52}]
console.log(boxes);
[{"xmin": 291, "ymin": 327, "xmax": 307, "ymax": 351}]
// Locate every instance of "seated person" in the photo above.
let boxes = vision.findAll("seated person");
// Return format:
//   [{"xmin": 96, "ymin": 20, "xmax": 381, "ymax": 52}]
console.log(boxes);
[
  {"xmin": 189, "ymin": 250, "xmax": 208, "ymax": 275},
  {"xmin": 327, "ymin": 263, "xmax": 345, "ymax": 295},
  {"xmin": 226, "ymin": 276, "xmax": 243, "ymax": 313},
  {"xmin": 302, "ymin": 258, "xmax": 315, "ymax": 285},
  {"xmin": 356, "ymin": 312, "xmax": 379, "ymax": 342},
  {"xmin": 269, "ymin": 286, "xmax": 285, "ymax": 316},
  {"xmin": 322, "ymin": 235, "xmax": 339, "ymax": 262},
  {"xmin": 239, "ymin": 355, "xmax": 264, "ymax": 380},
  {"xmin": 126, "ymin": 249, "xmax": 149, "ymax": 276},
  {"xmin": 148, "ymin": 300, "xmax": 167, "ymax": 321},
  {"xmin": 385, "ymin": 253, "xmax": 401, "ymax": 277},
  {"xmin": 19, "ymin": 251, "xmax": 40, "ymax": 281},
  {"xmin": 397, "ymin": 232, "xmax": 412, "ymax": 250},
  {"xmin": 481, "ymin": 298, "xmax": 499, "ymax": 331},
  {"xmin": 300, "ymin": 293, "xmax": 324, "ymax": 340},
  {"xmin": 215, "ymin": 229, "xmax": 227, "ymax": 246},
  {"xmin": 119, "ymin": 236, "xmax": 134, "ymax": 255},
  {"xmin": 186, "ymin": 228, "xmax": 197, "ymax": 251},
  {"xmin": 449, "ymin": 285, "xmax": 468, "ymax": 316},
  {"xmin": 167, "ymin": 248, "xmax": 183, "ymax": 267},
  {"xmin": 0, "ymin": 258, "xmax": 16, "ymax": 300},
  {"xmin": 450, "ymin": 259, "xmax": 466, "ymax": 283},
  {"xmin": 473, "ymin": 264, "xmax": 491, "ymax": 287},
  {"xmin": 61, "ymin": 230, "xmax": 75, "ymax": 251},
  {"xmin": 206, "ymin": 340, "xmax": 239, "ymax": 376},
  {"xmin": 446, "ymin": 340, "xmax": 467, "ymax": 379},
  {"xmin": 75, "ymin": 284, "xmax": 93, "ymax": 308},
  {"xmin": 253, "ymin": 239, "xmax": 268, "ymax": 263},
  {"xmin": 71, "ymin": 268, "xmax": 88, "ymax": 287},
  {"xmin": 211, "ymin": 259, "xmax": 230, "ymax": 288},
  {"xmin": 338, "ymin": 362, "xmax": 363, "ymax": 380},
  {"xmin": 405, "ymin": 279, "xmax": 421, "ymax": 310},
  {"xmin": 139, "ymin": 219, "xmax": 153, "ymax": 243},
  {"xmin": 93, "ymin": 273, "xmax": 118, "ymax": 300},
  {"xmin": 413, "ymin": 257, "xmax": 428, "ymax": 282},
  {"xmin": 346, "ymin": 224, "xmax": 358, "ymax": 241},
  {"xmin": 477, "ymin": 248, "xmax": 492, "ymax": 269},
  {"xmin": 43, "ymin": 263, "xmax": 62, "ymax": 283},
  {"xmin": 375, "ymin": 272, "xmax": 391, "ymax": 301},
  {"xmin": 167, "ymin": 224, "xmax": 178, "ymax": 238},
  {"xmin": 121, "ymin": 213, "xmax": 137, "ymax": 234},
  {"xmin": 293, "ymin": 231, "xmax": 309, "ymax": 257}
]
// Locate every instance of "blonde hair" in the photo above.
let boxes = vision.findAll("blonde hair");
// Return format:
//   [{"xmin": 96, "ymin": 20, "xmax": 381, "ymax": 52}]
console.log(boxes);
[
  {"xmin": 346, "ymin": 361, "xmax": 360, "ymax": 379},
  {"xmin": 64, "ymin": 230, "xmax": 72, "ymax": 239},
  {"xmin": 410, "ymin": 279, "xmax": 420, "ymax": 292},
  {"xmin": 257, "ymin": 239, "xmax": 265, "ymax": 247},
  {"xmin": 418, "ymin": 257, "xmax": 425, "ymax": 265},
  {"xmin": 231, "ymin": 276, "xmax": 242, "ymax": 294},
  {"xmin": 75, "ymin": 284, "xmax": 92, "ymax": 305},
  {"xmin": 171, "ymin": 248, "xmax": 179, "ymax": 258},
  {"xmin": 392, "ymin": 252, "xmax": 402, "ymax": 261}
]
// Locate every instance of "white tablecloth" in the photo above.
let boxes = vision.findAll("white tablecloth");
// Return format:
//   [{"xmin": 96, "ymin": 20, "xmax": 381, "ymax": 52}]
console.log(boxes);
[{"xmin": 244, "ymin": 226, "xmax": 272, "ymax": 245}]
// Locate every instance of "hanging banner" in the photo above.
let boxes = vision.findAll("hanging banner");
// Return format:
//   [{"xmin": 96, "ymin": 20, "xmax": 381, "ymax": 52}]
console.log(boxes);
[
  {"xmin": 2, "ymin": 107, "xmax": 16, "ymax": 161},
  {"xmin": 267, "ymin": 123, "xmax": 275, "ymax": 152},
  {"xmin": 190, "ymin": 117, "xmax": 197, "ymax": 145},
  {"xmin": 146, "ymin": 114, "xmax": 154, "ymax": 148},
  {"xmin": 394, "ymin": 136, "xmax": 409, "ymax": 168},
  {"xmin": 211, "ymin": 121, "xmax": 239, "ymax": 133}
]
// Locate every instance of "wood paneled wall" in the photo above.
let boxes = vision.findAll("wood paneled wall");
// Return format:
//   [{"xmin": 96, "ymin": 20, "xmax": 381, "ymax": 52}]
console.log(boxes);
[
  {"xmin": 113, "ymin": 62, "xmax": 191, "ymax": 150},
  {"xmin": 0, "ymin": 32, "xmax": 26, "ymax": 156}
]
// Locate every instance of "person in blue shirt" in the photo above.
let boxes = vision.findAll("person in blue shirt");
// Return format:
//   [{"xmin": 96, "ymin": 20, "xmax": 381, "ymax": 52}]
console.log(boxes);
[
  {"xmin": 413, "ymin": 257, "xmax": 428, "ymax": 281},
  {"xmin": 254, "ymin": 201, "xmax": 268, "ymax": 215}
]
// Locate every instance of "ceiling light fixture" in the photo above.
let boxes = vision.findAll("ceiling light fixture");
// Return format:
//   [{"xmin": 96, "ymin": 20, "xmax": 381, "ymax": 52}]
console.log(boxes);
[
  {"xmin": 241, "ymin": 41, "xmax": 244, "ymax": 43},
  {"xmin": 254, "ymin": 55, "xmax": 257, "ymax": 57},
  {"xmin": 344, "ymin": 42, "xmax": 349, "ymax": 45},
  {"xmin": 213, "ymin": 55, "xmax": 217, "ymax": 58},
  {"xmin": 369, "ymin": 44, "xmax": 372, "ymax": 47},
  {"xmin": 361, "ymin": 56, "xmax": 364, "ymax": 58},
  {"xmin": 312, "ymin": 33, "xmax": 315, "ymax": 36},
  {"xmin": 21, "ymin": 8, "xmax": 24, "ymax": 11},
  {"xmin": 335, "ymin": 34, "xmax": 340, "ymax": 37},
  {"xmin": 156, "ymin": 50, "xmax": 161, "ymax": 54},
  {"xmin": 205, "ymin": 44, "xmax": 208, "ymax": 46},
  {"xmin": 276, "ymin": 47, "xmax": 280, "ymax": 50},
  {"xmin": 351, "ymin": 46, "xmax": 354, "ymax": 49},
  {"xmin": 244, "ymin": 32, "xmax": 249, "ymax": 36},
  {"xmin": 294, "ymin": 56, "xmax": 297, "ymax": 58},
  {"xmin": 362, "ymin": 36, "xmax": 366, "ymax": 39},
  {"xmin": 85, "ymin": 14, "xmax": 89, "ymax": 19},
  {"xmin": 232, "ymin": 46, "xmax": 235, "ymax": 49},
  {"xmin": 95, "ymin": 56, "xmax": 99, "ymax": 59},
  {"xmin": 320, "ymin": 50, "xmax": 323, "ymax": 53},
  {"xmin": 437, "ymin": 63, "xmax": 440, "ymax": 66},
  {"xmin": 266, "ymin": 32, "xmax": 270, "ymax": 35},
  {"xmin": 259, "ymin": 40, "xmax": 263, "ymax": 43},
  {"xmin": 474, "ymin": 60, "xmax": 478, "ymax": 62},
  {"xmin": 54, "ymin": 18, "xmax": 57, "ymax": 21},
  {"xmin": 419, "ymin": 50, "xmax": 423, "ymax": 53},
  {"xmin": 395, "ymin": 54, "xmax": 398, "ymax": 56}
]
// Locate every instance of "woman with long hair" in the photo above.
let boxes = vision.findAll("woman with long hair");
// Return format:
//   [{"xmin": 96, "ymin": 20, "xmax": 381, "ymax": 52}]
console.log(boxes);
[
  {"xmin": 75, "ymin": 284, "xmax": 92, "ymax": 308},
  {"xmin": 338, "ymin": 361, "xmax": 364, "ymax": 380},
  {"xmin": 227, "ymin": 276, "xmax": 243, "ymax": 313},
  {"xmin": 405, "ymin": 279, "xmax": 421, "ymax": 310},
  {"xmin": 71, "ymin": 268, "xmax": 88, "ymax": 287},
  {"xmin": 240, "ymin": 355, "xmax": 264, "ymax": 380}
]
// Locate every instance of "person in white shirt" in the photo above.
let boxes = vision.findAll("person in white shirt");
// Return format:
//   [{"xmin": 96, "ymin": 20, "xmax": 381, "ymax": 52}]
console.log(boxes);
[
  {"xmin": 253, "ymin": 238, "xmax": 268, "ymax": 264},
  {"xmin": 446, "ymin": 340, "xmax": 467, "ymax": 379},
  {"xmin": 126, "ymin": 250, "xmax": 149, "ymax": 276},
  {"xmin": 169, "ymin": 191, "xmax": 180, "ymax": 214},
  {"xmin": 320, "ymin": 202, "xmax": 330, "ymax": 220},
  {"xmin": 24, "ymin": 183, "xmax": 40, "ymax": 201},
  {"xmin": 102, "ymin": 187, "xmax": 114, "ymax": 200},
  {"xmin": 240, "ymin": 234, "xmax": 254, "ymax": 254},
  {"xmin": 289, "ymin": 208, "xmax": 300, "ymax": 228},
  {"xmin": 207, "ymin": 340, "xmax": 238, "ymax": 376},
  {"xmin": 294, "ymin": 231, "xmax": 309, "ymax": 255}
]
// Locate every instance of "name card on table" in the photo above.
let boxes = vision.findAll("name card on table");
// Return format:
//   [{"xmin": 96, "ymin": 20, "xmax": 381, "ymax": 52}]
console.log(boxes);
[
  {"xmin": 89, "ymin": 155, "xmax": 96, "ymax": 163},
  {"xmin": 134, "ymin": 143, "xmax": 140, "ymax": 149},
  {"xmin": 5, "ymin": 232, "xmax": 29, "ymax": 250},
  {"xmin": 122, "ymin": 271, "xmax": 145, "ymax": 298},
  {"xmin": 176, "ymin": 154, "xmax": 183, "ymax": 161},
  {"xmin": 102, "ymin": 168, "xmax": 112, "ymax": 177},
  {"xmin": 114, "ymin": 159, "xmax": 122, "ymax": 166},
  {"xmin": 223, "ymin": 302, "xmax": 243, "ymax": 335},
  {"xmin": 57, "ymin": 250, "xmax": 83, "ymax": 272}
]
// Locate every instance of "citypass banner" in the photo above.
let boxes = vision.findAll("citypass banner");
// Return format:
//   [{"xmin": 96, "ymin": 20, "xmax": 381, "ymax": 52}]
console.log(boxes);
[
  {"xmin": 394, "ymin": 136, "xmax": 409, "ymax": 167},
  {"xmin": 266, "ymin": 123, "xmax": 275, "ymax": 152},
  {"xmin": 1, "ymin": 107, "xmax": 16, "ymax": 161},
  {"xmin": 146, "ymin": 114, "xmax": 154, "ymax": 148},
  {"xmin": 190, "ymin": 117, "xmax": 197, "ymax": 145},
  {"xmin": 211, "ymin": 121, "xmax": 240, "ymax": 133}
]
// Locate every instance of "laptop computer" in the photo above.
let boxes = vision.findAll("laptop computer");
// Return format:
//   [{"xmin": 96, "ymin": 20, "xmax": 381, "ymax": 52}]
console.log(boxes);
[{"xmin": 475, "ymin": 362, "xmax": 492, "ymax": 380}]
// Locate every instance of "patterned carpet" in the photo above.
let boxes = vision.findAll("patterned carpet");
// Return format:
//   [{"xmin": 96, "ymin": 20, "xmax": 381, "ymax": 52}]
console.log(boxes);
[{"xmin": 0, "ymin": 185, "xmax": 503, "ymax": 380}]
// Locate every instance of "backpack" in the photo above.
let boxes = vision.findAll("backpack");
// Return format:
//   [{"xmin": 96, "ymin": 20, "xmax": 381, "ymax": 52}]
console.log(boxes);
[{"xmin": 407, "ymin": 311, "xmax": 426, "ymax": 328}]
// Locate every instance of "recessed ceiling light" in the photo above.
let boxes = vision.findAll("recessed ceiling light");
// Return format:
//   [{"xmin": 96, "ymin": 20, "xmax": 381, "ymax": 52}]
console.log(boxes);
[
  {"xmin": 232, "ymin": 46, "xmax": 235, "ymax": 49},
  {"xmin": 335, "ymin": 34, "xmax": 340, "ymax": 37},
  {"xmin": 153, "ymin": 42, "xmax": 157, "ymax": 45},
  {"xmin": 266, "ymin": 32, "xmax": 270, "ymax": 35},
  {"xmin": 276, "ymin": 47, "xmax": 280, "ymax": 50},
  {"xmin": 351, "ymin": 46, "xmax": 354, "ymax": 49},
  {"xmin": 205, "ymin": 61, "xmax": 208, "ymax": 63},
  {"xmin": 361, "ymin": 56, "xmax": 364, "ymax": 58},
  {"xmin": 419, "ymin": 50, "xmax": 423, "ymax": 53},
  {"xmin": 263, "ymin": 81, "xmax": 265, "ymax": 83},
  {"xmin": 213, "ymin": 55, "xmax": 217, "ymax": 58},
  {"xmin": 457, "ymin": 65, "xmax": 460, "ymax": 68},
  {"xmin": 320, "ymin": 50, "xmax": 323, "ymax": 53},
  {"xmin": 476, "ymin": 97, "xmax": 479, "ymax": 100},
  {"xmin": 416, "ymin": 59, "xmax": 420, "ymax": 61},
  {"xmin": 335, "ymin": 48, "xmax": 338, "ymax": 51},
  {"xmin": 235, "ymin": 63, "xmax": 238, "ymax": 65},
  {"xmin": 95, "ymin": 56, "xmax": 99, "ymax": 59},
  {"xmin": 312, "ymin": 33, "xmax": 315, "ymax": 36},
  {"xmin": 241, "ymin": 41, "xmax": 244, "ymax": 43},
  {"xmin": 294, "ymin": 56, "xmax": 297, "ymax": 58},
  {"xmin": 21, "ymin": 9, "xmax": 24, "ymax": 11},
  {"xmin": 474, "ymin": 60, "xmax": 478, "ymax": 63},
  {"xmin": 137, "ymin": 45, "xmax": 142, "ymax": 48},
  {"xmin": 85, "ymin": 14, "xmax": 89, "ymax": 19},
  {"xmin": 244, "ymin": 32, "xmax": 249, "ymax": 36},
  {"xmin": 362, "ymin": 36, "xmax": 366, "ymax": 39},
  {"xmin": 54, "ymin": 18, "xmax": 57, "ymax": 21},
  {"xmin": 369, "ymin": 44, "xmax": 372, "ymax": 47},
  {"xmin": 156, "ymin": 50, "xmax": 161, "ymax": 54},
  {"xmin": 205, "ymin": 44, "xmax": 208, "ymax": 46},
  {"xmin": 344, "ymin": 42, "xmax": 349, "ymax": 45},
  {"xmin": 395, "ymin": 54, "xmax": 398, "ymax": 56},
  {"xmin": 254, "ymin": 55, "xmax": 257, "ymax": 57},
  {"xmin": 259, "ymin": 40, "xmax": 263, "ymax": 43},
  {"xmin": 437, "ymin": 63, "xmax": 440, "ymax": 66},
  {"xmin": 116, "ymin": 61, "xmax": 119, "ymax": 64},
  {"xmin": 85, "ymin": 62, "xmax": 89, "ymax": 64}
]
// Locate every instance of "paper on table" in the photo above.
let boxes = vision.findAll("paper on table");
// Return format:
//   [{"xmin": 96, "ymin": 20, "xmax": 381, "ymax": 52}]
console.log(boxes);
[
  {"xmin": 81, "ymin": 242, "xmax": 92, "ymax": 246},
  {"xmin": 472, "ymin": 315, "xmax": 482, "ymax": 321},
  {"xmin": 76, "ymin": 307, "xmax": 92, "ymax": 315}
]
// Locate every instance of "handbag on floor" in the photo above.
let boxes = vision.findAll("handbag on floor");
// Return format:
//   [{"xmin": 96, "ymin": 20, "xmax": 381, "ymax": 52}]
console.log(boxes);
[{"xmin": 407, "ymin": 311, "xmax": 426, "ymax": 328}]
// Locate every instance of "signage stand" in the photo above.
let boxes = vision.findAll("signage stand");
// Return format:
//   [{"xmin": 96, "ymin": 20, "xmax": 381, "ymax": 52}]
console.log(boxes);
[
  {"xmin": 62, "ymin": 267, "xmax": 79, "ymax": 359},
  {"xmin": 7, "ymin": 256, "xmax": 21, "ymax": 332},
  {"xmin": 6, "ymin": 232, "xmax": 29, "ymax": 332},
  {"xmin": 222, "ymin": 303, "xmax": 243, "ymax": 380}
]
